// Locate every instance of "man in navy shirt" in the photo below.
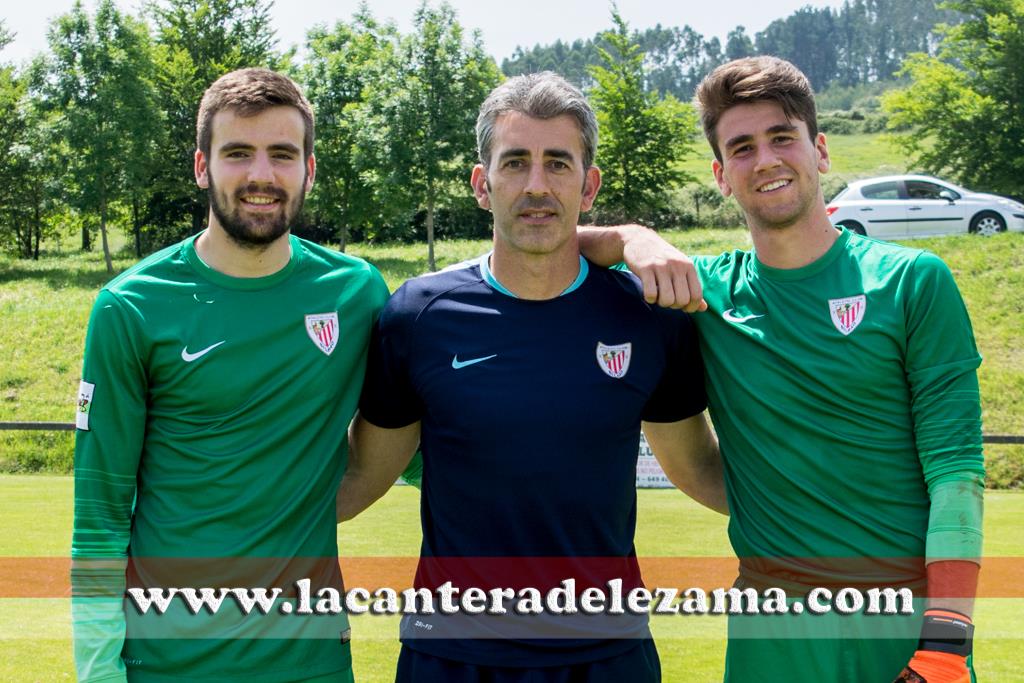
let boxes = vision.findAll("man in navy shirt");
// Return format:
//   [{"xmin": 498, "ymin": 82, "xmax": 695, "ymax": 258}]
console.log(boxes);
[{"xmin": 337, "ymin": 72, "xmax": 725, "ymax": 682}]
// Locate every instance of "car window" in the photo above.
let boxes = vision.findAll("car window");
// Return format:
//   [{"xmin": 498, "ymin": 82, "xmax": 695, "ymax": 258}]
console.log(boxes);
[
  {"xmin": 860, "ymin": 181, "xmax": 899, "ymax": 199},
  {"xmin": 906, "ymin": 180, "xmax": 959, "ymax": 200}
]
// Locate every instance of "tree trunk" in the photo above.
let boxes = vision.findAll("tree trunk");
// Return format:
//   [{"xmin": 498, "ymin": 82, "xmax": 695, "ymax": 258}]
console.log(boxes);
[
  {"xmin": 337, "ymin": 193, "xmax": 349, "ymax": 253},
  {"xmin": 100, "ymin": 196, "xmax": 114, "ymax": 275},
  {"xmin": 132, "ymin": 197, "xmax": 142, "ymax": 257},
  {"xmin": 33, "ymin": 196, "xmax": 41, "ymax": 260},
  {"xmin": 13, "ymin": 211, "xmax": 30, "ymax": 258},
  {"xmin": 81, "ymin": 223, "xmax": 91, "ymax": 251},
  {"xmin": 426, "ymin": 190, "xmax": 436, "ymax": 272}
]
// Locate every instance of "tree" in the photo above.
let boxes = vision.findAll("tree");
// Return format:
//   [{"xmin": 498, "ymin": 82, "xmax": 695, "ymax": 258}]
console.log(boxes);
[
  {"xmin": 588, "ymin": 10, "xmax": 698, "ymax": 223},
  {"xmin": 883, "ymin": 0, "xmax": 1024, "ymax": 197},
  {"xmin": 300, "ymin": 8, "xmax": 397, "ymax": 249},
  {"xmin": 0, "ymin": 59, "xmax": 32, "ymax": 255},
  {"xmin": 725, "ymin": 26, "xmax": 755, "ymax": 61},
  {"xmin": 1, "ymin": 88, "xmax": 65, "ymax": 259},
  {"xmin": 35, "ymin": 0, "xmax": 160, "ymax": 272},
  {"xmin": 147, "ymin": 0, "xmax": 282, "ymax": 245},
  {"xmin": 756, "ymin": 7, "xmax": 839, "ymax": 91},
  {"xmin": 360, "ymin": 1, "xmax": 499, "ymax": 270}
]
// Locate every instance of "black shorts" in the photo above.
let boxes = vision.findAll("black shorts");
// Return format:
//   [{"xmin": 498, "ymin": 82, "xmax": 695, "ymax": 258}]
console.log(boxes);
[{"xmin": 394, "ymin": 639, "xmax": 660, "ymax": 683}]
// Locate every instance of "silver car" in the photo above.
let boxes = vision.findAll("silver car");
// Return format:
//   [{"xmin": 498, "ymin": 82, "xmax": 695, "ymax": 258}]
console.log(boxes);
[{"xmin": 826, "ymin": 174, "xmax": 1024, "ymax": 238}]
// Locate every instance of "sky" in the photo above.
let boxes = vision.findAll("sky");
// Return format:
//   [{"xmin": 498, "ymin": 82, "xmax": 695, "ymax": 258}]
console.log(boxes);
[{"xmin": 2, "ymin": 0, "xmax": 849, "ymax": 66}]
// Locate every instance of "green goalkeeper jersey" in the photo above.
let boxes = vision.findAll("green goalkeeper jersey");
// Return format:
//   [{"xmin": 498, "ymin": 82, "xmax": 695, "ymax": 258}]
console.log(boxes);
[
  {"xmin": 72, "ymin": 233, "xmax": 388, "ymax": 683},
  {"xmin": 693, "ymin": 229, "xmax": 983, "ymax": 588}
]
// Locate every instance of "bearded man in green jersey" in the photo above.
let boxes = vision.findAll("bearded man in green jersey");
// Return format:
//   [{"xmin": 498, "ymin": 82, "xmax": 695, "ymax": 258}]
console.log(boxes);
[
  {"xmin": 71, "ymin": 68, "xmax": 389, "ymax": 683},
  {"xmin": 580, "ymin": 56, "xmax": 983, "ymax": 683}
]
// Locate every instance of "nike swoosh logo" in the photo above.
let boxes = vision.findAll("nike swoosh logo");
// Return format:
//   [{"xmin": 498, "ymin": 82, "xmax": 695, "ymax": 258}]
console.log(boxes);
[
  {"xmin": 722, "ymin": 309, "xmax": 765, "ymax": 324},
  {"xmin": 181, "ymin": 341, "xmax": 226, "ymax": 362},
  {"xmin": 451, "ymin": 354, "xmax": 497, "ymax": 370}
]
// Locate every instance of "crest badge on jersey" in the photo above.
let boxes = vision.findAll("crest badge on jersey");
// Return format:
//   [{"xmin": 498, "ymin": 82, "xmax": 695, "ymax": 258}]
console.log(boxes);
[
  {"xmin": 305, "ymin": 313, "xmax": 339, "ymax": 356},
  {"xmin": 596, "ymin": 342, "xmax": 632, "ymax": 379},
  {"xmin": 828, "ymin": 295, "xmax": 866, "ymax": 336}
]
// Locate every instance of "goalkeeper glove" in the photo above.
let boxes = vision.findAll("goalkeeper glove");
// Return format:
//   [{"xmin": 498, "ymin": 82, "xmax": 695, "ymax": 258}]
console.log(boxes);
[{"xmin": 893, "ymin": 609, "xmax": 973, "ymax": 683}]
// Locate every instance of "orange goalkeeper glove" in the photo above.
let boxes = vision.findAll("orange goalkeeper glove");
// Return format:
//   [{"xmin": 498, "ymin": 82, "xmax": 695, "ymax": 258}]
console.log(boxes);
[{"xmin": 893, "ymin": 609, "xmax": 973, "ymax": 683}]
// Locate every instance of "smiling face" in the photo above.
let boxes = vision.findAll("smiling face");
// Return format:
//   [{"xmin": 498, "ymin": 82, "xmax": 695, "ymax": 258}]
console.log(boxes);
[
  {"xmin": 194, "ymin": 105, "xmax": 315, "ymax": 248},
  {"xmin": 471, "ymin": 111, "xmax": 600, "ymax": 259},
  {"xmin": 711, "ymin": 100, "xmax": 830, "ymax": 233}
]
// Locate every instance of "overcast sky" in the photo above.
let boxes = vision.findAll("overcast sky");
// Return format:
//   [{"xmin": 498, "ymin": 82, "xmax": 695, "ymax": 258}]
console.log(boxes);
[{"xmin": 2, "ymin": 0, "xmax": 850, "ymax": 66}]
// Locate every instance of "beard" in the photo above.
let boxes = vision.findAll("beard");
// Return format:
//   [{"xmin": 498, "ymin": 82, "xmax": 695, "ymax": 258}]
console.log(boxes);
[{"xmin": 207, "ymin": 172, "xmax": 306, "ymax": 249}]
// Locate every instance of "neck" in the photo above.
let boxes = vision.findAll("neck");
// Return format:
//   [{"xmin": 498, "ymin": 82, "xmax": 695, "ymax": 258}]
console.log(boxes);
[
  {"xmin": 749, "ymin": 212, "xmax": 841, "ymax": 270},
  {"xmin": 194, "ymin": 220, "xmax": 292, "ymax": 278},
  {"xmin": 490, "ymin": 241, "xmax": 582, "ymax": 300}
]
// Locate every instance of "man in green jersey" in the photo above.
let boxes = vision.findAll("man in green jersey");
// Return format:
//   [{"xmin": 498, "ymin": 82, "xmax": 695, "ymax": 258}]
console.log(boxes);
[
  {"xmin": 580, "ymin": 57, "xmax": 983, "ymax": 682},
  {"xmin": 72, "ymin": 68, "xmax": 388, "ymax": 682}
]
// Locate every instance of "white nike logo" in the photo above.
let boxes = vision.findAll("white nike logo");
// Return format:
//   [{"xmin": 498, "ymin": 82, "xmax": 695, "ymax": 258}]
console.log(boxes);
[
  {"xmin": 451, "ymin": 354, "xmax": 497, "ymax": 370},
  {"xmin": 722, "ymin": 309, "xmax": 765, "ymax": 324},
  {"xmin": 181, "ymin": 341, "xmax": 226, "ymax": 362}
]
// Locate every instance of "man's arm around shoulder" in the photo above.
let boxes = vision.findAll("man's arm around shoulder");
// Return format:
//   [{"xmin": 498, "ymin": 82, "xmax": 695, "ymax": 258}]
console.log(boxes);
[{"xmin": 578, "ymin": 224, "xmax": 707, "ymax": 311}]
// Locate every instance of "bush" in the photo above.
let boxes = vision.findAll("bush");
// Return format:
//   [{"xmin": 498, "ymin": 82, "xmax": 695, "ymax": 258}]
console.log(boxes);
[
  {"xmin": 665, "ymin": 184, "xmax": 745, "ymax": 229},
  {"xmin": 986, "ymin": 445, "xmax": 1024, "ymax": 489},
  {"xmin": 819, "ymin": 114, "xmax": 859, "ymax": 135}
]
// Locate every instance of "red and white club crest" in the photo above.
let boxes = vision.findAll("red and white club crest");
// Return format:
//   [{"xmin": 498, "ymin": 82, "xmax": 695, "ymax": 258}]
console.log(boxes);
[
  {"xmin": 305, "ymin": 312, "xmax": 339, "ymax": 355},
  {"xmin": 828, "ymin": 295, "xmax": 866, "ymax": 336},
  {"xmin": 596, "ymin": 342, "xmax": 632, "ymax": 379}
]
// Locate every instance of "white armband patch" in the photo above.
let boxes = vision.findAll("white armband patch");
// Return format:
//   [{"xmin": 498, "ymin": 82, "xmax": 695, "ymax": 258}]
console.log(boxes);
[{"xmin": 76, "ymin": 381, "xmax": 96, "ymax": 430}]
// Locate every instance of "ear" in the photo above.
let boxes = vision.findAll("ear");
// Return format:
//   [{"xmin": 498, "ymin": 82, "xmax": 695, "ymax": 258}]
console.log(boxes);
[
  {"xmin": 471, "ymin": 164, "xmax": 490, "ymax": 210},
  {"xmin": 195, "ymin": 150, "xmax": 209, "ymax": 189},
  {"xmin": 305, "ymin": 153, "xmax": 316, "ymax": 193},
  {"xmin": 579, "ymin": 166, "xmax": 602, "ymax": 212},
  {"xmin": 815, "ymin": 133, "xmax": 830, "ymax": 174},
  {"xmin": 712, "ymin": 159, "xmax": 733, "ymax": 197}
]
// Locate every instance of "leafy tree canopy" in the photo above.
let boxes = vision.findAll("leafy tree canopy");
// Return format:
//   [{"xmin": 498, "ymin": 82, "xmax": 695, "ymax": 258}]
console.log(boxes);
[{"xmin": 883, "ymin": 0, "xmax": 1024, "ymax": 197}]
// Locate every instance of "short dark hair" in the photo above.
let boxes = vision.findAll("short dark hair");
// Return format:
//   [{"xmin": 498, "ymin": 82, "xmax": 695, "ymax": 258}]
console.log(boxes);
[
  {"xmin": 476, "ymin": 72, "xmax": 598, "ymax": 170},
  {"xmin": 694, "ymin": 56, "xmax": 817, "ymax": 162},
  {"xmin": 196, "ymin": 68, "xmax": 314, "ymax": 159}
]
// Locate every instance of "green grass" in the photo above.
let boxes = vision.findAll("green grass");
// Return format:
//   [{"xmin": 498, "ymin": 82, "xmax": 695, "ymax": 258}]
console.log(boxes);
[
  {"xmin": 1, "ymin": 225, "xmax": 1021, "ymax": 481},
  {"xmin": 1, "ymin": 478, "xmax": 1021, "ymax": 681}
]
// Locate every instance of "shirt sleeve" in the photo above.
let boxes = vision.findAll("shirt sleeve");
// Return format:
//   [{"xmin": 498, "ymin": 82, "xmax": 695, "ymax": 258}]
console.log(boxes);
[
  {"xmin": 642, "ymin": 308, "xmax": 708, "ymax": 423},
  {"xmin": 357, "ymin": 284, "xmax": 422, "ymax": 429},
  {"xmin": 904, "ymin": 251, "xmax": 984, "ymax": 487},
  {"xmin": 72, "ymin": 289, "xmax": 148, "ymax": 683}
]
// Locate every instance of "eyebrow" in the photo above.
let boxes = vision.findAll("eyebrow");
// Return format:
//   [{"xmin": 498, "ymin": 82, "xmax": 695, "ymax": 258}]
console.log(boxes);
[
  {"xmin": 723, "ymin": 123, "xmax": 799, "ymax": 151},
  {"xmin": 498, "ymin": 148, "xmax": 575, "ymax": 162},
  {"xmin": 218, "ymin": 141, "xmax": 302, "ymax": 155}
]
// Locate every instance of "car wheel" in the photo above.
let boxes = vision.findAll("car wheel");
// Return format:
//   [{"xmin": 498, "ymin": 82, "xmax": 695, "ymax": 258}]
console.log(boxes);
[
  {"xmin": 837, "ymin": 221, "xmax": 866, "ymax": 236},
  {"xmin": 969, "ymin": 211, "xmax": 1006, "ymax": 236}
]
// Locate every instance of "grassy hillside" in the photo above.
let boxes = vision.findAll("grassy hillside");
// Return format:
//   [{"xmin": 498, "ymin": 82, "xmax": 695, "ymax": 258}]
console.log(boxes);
[
  {"xmin": 1, "ymin": 228, "xmax": 1020, "ymax": 483},
  {"xmin": 0, "ymin": 130, "xmax": 1021, "ymax": 481}
]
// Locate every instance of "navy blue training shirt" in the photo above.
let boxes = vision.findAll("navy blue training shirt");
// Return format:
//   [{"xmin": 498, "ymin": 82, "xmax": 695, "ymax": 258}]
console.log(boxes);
[{"xmin": 358, "ymin": 255, "xmax": 707, "ymax": 666}]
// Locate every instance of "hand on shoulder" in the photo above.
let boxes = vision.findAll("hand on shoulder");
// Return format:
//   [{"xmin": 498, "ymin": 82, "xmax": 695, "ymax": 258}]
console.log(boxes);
[{"xmin": 618, "ymin": 224, "xmax": 708, "ymax": 313}]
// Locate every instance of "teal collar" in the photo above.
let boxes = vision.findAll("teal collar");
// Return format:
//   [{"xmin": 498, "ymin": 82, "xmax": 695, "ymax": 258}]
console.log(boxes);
[{"xmin": 479, "ymin": 253, "xmax": 589, "ymax": 299}]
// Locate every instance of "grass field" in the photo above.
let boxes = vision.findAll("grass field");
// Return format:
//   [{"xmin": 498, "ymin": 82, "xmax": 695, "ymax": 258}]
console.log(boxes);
[
  {"xmin": 2, "ymin": 226, "xmax": 1021, "ymax": 481},
  {"xmin": 1, "ymin": 478, "xmax": 1021, "ymax": 682}
]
